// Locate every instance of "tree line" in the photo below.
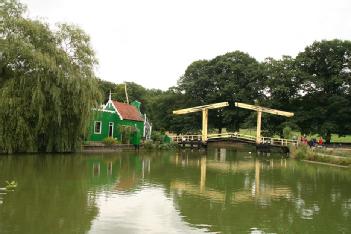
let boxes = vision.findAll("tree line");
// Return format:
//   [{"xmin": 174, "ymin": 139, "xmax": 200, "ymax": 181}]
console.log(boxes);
[{"xmin": 100, "ymin": 40, "xmax": 351, "ymax": 140}]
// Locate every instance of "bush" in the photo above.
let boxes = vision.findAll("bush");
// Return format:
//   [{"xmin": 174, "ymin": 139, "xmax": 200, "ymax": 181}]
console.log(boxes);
[
  {"xmin": 158, "ymin": 142, "xmax": 179, "ymax": 150},
  {"xmin": 143, "ymin": 141, "xmax": 178, "ymax": 151},
  {"xmin": 283, "ymin": 126, "xmax": 292, "ymax": 139},
  {"xmin": 151, "ymin": 131, "xmax": 163, "ymax": 142},
  {"xmin": 144, "ymin": 141, "xmax": 157, "ymax": 150},
  {"xmin": 290, "ymin": 144, "xmax": 308, "ymax": 159},
  {"xmin": 103, "ymin": 137, "xmax": 118, "ymax": 146},
  {"xmin": 119, "ymin": 125, "xmax": 137, "ymax": 144}
]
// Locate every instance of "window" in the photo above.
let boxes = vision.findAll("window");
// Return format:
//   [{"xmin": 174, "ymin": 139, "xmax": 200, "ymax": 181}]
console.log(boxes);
[{"xmin": 94, "ymin": 121, "xmax": 102, "ymax": 134}]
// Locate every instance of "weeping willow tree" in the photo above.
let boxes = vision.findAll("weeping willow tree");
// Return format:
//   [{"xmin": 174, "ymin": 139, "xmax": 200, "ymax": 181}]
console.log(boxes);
[{"xmin": 0, "ymin": 0, "xmax": 101, "ymax": 153}]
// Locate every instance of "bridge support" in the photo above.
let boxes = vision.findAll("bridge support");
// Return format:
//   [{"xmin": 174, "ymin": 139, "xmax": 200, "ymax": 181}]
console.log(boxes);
[
  {"xmin": 202, "ymin": 109, "xmax": 208, "ymax": 142},
  {"xmin": 256, "ymin": 111, "xmax": 262, "ymax": 144},
  {"xmin": 235, "ymin": 102, "xmax": 294, "ymax": 145},
  {"xmin": 173, "ymin": 102, "xmax": 229, "ymax": 143}
]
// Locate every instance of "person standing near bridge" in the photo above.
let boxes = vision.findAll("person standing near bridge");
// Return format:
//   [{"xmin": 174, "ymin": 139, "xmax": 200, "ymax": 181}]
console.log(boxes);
[{"xmin": 300, "ymin": 135, "xmax": 308, "ymax": 145}]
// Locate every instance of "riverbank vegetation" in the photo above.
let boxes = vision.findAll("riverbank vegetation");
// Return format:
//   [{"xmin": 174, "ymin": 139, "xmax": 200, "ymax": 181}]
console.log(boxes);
[
  {"xmin": 239, "ymin": 128, "xmax": 351, "ymax": 143},
  {"xmin": 1, "ymin": 0, "xmax": 351, "ymax": 153},
  {"xmin": 290, "ymin": 145, "xmax": 351, "ymax": 167},
  {"xmin": 143, "ymin": 131, "xmax": 178, "ymax": 150}
]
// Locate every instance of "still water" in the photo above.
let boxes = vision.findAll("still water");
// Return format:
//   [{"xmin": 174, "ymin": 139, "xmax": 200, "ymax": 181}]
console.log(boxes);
[{"xmin": 0, "ymin": 147, "xmax": 350, "ymax": 234}]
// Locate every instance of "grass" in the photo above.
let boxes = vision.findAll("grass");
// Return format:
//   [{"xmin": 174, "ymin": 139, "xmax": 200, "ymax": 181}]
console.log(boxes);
[
  {"xmin": 315, "ymin": 147, "xmax": 351, "ymax": 158},
  {"xmin": 289, "ymin": 145, "xmax": 351, "ymax": 167},
  {"xmin": 238, "ymin": 129, "xmax": 351, "ymax": 143}
]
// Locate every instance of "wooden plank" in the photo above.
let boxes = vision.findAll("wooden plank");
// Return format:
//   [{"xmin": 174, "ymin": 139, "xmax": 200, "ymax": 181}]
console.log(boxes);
[
  {"xmin": 235, "ymin": 102, "xmax": 294, "ymax": 117},
  {"xmin": 173, "ymin": 102, "xmax": 229, "ymax": 115}
]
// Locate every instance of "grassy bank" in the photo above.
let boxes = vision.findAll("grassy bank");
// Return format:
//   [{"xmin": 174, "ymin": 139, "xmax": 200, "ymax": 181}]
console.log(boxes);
[
  {"xmin": 239, "ymin": 129, "xmax": 351, "ymax": 143},
  {"xmin": 289, "ymin": 145, "xmax": 351, "ymax": 167}
]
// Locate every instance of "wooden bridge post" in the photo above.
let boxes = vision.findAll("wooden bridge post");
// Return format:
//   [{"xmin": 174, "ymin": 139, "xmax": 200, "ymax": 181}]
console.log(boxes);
[
  {"xmin": 235, "ymin": 102, "xmax": 294, "ymax": 145},
  {"xmin": 202, "ymin": 109, "xmax": 208, "ymax": 143},
  {"xmin": 173, "ymin": 102, "xmax": 228, "ymax": 144},
  {"xmin": 256, "ymin": 111, "xmax": 262, "ymax": 144}
]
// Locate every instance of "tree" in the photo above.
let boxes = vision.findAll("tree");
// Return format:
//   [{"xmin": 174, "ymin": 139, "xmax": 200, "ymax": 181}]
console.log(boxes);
[
  {"xmin": 97, "ymin": 79, "xmax": 116, "ymax": 103},
  {"xmin": 295, "ymin": 40, "xmax": 351, "ymax": 138},
  {"xmin": 112, "ymin": 82, "xmax": 147, "ymax": 108},
  {"xmin": 260, "ymin": 56, "xmax": 302, "ymax": 136},
  {"xmin": 0, "ymin": 0, "xmax": 101, "ymax": 153},
  {"xmin": 178, "ymin": 51, "xmax": 265, "ymax": 132},
  {"xmin": 146, "ymin": 88, "xmax": 200, "ymax": 133}
]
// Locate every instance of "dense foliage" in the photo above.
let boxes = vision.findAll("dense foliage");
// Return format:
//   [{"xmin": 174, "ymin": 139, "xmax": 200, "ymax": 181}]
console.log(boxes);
[
  {"xmin": 0, "ymin": 0, "xmax": 101, "ymax": 153},
  {"xmin": 101, "ymin": 40, "xmax": 351, "ymax": 138}
]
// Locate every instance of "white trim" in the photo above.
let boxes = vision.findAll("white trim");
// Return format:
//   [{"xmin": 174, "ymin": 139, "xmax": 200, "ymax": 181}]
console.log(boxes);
[
  {"xmin": 108, "ymin": 122, "xmax": 114, "ymax": 137},
  {"xmin": 143, "ymin": 114, "xmax": 146, "ymax": 138},
  {"xmin": 105, "ymin": 100, "xmax": 124, "ymax": 120},
  {"xmin": 94, "ymin": 121, "xmax": 102, "ymax": 134},
  {"xmin": 92, "ymin": 108, "xmax": 115, "ymax": 113}
]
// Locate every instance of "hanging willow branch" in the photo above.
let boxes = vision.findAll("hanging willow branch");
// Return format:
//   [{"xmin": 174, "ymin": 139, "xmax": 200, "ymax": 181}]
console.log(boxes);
[{"xmin": 0, "ymin": 0, "xmax": 101, "ymax": 153}]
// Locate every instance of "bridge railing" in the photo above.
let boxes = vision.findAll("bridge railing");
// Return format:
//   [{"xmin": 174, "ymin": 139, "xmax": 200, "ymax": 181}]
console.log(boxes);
[
  {"xmin": 207, "ymin": 132, "xmax": 256, "ymax": 142},
  {"xmin": 261, "ymin": 137, "xmax": 299, "ymax": 146},
  {"xmin": 170, "ymin": 133, "xmax": 298, "ymax": 147},
  {"xmin": 171, "ymin": 135, "xmax": 202, "ymax": 143}
]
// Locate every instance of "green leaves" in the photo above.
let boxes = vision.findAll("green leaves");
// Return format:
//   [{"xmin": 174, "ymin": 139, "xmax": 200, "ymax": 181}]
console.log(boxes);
[
  {"xmin": 295, "ymin": 40, "xmax": 351, "ymax": 136},
  {"xmin": 0, "ymin": 0, "xmax": 101, "ymax": 153},
  {"xmin": 178, "ymin": 51, "xmax": 264, "ymax": 132}
]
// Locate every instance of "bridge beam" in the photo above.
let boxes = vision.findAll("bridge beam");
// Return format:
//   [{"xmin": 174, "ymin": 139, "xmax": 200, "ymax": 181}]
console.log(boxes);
[
  {"xmin": 235, "ymin": 102, "xmax": 294, "ymax": 144},
  {"xmin": 173, "ymin": 102, "xmax": 229, "ymax": 143}
]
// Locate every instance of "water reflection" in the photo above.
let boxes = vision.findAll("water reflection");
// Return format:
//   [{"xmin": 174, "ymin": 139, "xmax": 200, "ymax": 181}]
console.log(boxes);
[
  {"xmin": 0, "ymin": 149, "xmax": 350, "ymax": 234},
  {"xmin": 0, "ymin": 155, "xmax": 99, "ymax": 234},
  {"xmin": 170, "ymin": 151, "xmax": 292, "ymax": 206}
]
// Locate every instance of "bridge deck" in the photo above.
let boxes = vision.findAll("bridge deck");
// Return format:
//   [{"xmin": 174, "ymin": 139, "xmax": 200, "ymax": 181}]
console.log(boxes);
[{"xmin": 170, "ymin": 132, "xmax": 298, "ymax": 148}]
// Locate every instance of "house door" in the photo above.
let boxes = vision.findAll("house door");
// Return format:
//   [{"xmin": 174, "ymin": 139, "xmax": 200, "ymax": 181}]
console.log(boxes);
[{"xmin": 108, "ymin": 122, "xmax": 114, "ymax": 137}]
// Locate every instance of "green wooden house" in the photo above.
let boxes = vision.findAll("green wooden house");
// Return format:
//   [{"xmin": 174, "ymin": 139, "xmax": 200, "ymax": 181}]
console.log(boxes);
[{"xmin": 87, "ymin": 94, "xmax": 152, "ymax": 144}]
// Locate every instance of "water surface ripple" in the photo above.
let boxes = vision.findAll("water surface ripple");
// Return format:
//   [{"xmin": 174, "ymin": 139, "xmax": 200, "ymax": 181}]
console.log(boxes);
[{"xmin": 0, "ymin": 148, "xmax": 350, "ymax": 233}]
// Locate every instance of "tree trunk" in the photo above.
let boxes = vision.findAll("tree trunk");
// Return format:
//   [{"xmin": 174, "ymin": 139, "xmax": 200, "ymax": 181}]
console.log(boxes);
[{"xmin": 326, "ymin": 132, "xmax": 331, "ymax": 144}]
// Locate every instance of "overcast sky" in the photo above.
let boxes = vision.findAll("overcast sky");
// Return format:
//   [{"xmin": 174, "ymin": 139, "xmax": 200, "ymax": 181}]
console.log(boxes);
[{"xmin": 21, "ymin": 0, "xmax": 351, "ymax": 90}]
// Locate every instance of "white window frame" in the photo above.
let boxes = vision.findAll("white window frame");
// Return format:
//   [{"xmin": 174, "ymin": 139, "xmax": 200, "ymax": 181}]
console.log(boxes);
[
  {"xmin": 94, "ymin": 121, "xmax": 102, "ymax": 134},
  {"xmin": 108, "ymin": 122, "xmax": 114, "ymax": 137}
]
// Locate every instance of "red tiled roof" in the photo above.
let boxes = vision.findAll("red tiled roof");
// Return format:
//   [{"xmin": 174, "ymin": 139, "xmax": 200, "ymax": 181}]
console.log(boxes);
[{"xmin": 112, "ymin": 100, "xmax": 144, "ymax": 122}]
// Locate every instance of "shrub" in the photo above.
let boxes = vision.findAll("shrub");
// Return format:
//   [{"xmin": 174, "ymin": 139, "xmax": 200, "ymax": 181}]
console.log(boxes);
[
  {"xmin": 144, "ymin": 141, "xmax": 157, "ymax": 150},
  {"xmin": 290, "ymin": 144, "xmax": 308, "ymax": 159},
  {"xmin": 143, "ymin": 141, "xmax": 178, "ymax": 151},
  {"xmin": 151, "ymin": 131, "xmax": 163, "ymax": 142},
  {"xmin": 158, "ymin": 142, "xmax": 179, "ymax": 150},
  {"xmin": 283, "ymin": 126, "xmax": 293, "ymax": 139},
  {"xmin": 103, "ymin": 137, "xmax": 118, "ymax": 146},
  {"xmin": 119, "ymin": 125, "xmax": 137, "ymax": 144}
]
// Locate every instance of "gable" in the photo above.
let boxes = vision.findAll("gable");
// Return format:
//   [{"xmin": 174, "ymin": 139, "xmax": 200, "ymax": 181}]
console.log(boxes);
[{"xmin": 103, "ymin": 100, "xmax": 123, "ymax": 120}]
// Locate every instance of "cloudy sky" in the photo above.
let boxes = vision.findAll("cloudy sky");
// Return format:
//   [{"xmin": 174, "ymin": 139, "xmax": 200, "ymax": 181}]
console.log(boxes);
[{"xmin": 21, "ymin": 0, "xmax": 351, "ymax": 90}]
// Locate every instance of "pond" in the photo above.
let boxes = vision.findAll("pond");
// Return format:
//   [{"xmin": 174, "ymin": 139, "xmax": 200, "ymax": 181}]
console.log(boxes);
[{"xmin": 0, "ymin": 147, "xmax": 350, "ymax": 233}]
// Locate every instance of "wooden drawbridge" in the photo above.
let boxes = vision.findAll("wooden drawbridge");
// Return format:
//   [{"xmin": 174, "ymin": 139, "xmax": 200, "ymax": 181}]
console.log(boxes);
[{"xmin": 172, "ymin": 102, "xmax": 297, "ymax": 149}]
